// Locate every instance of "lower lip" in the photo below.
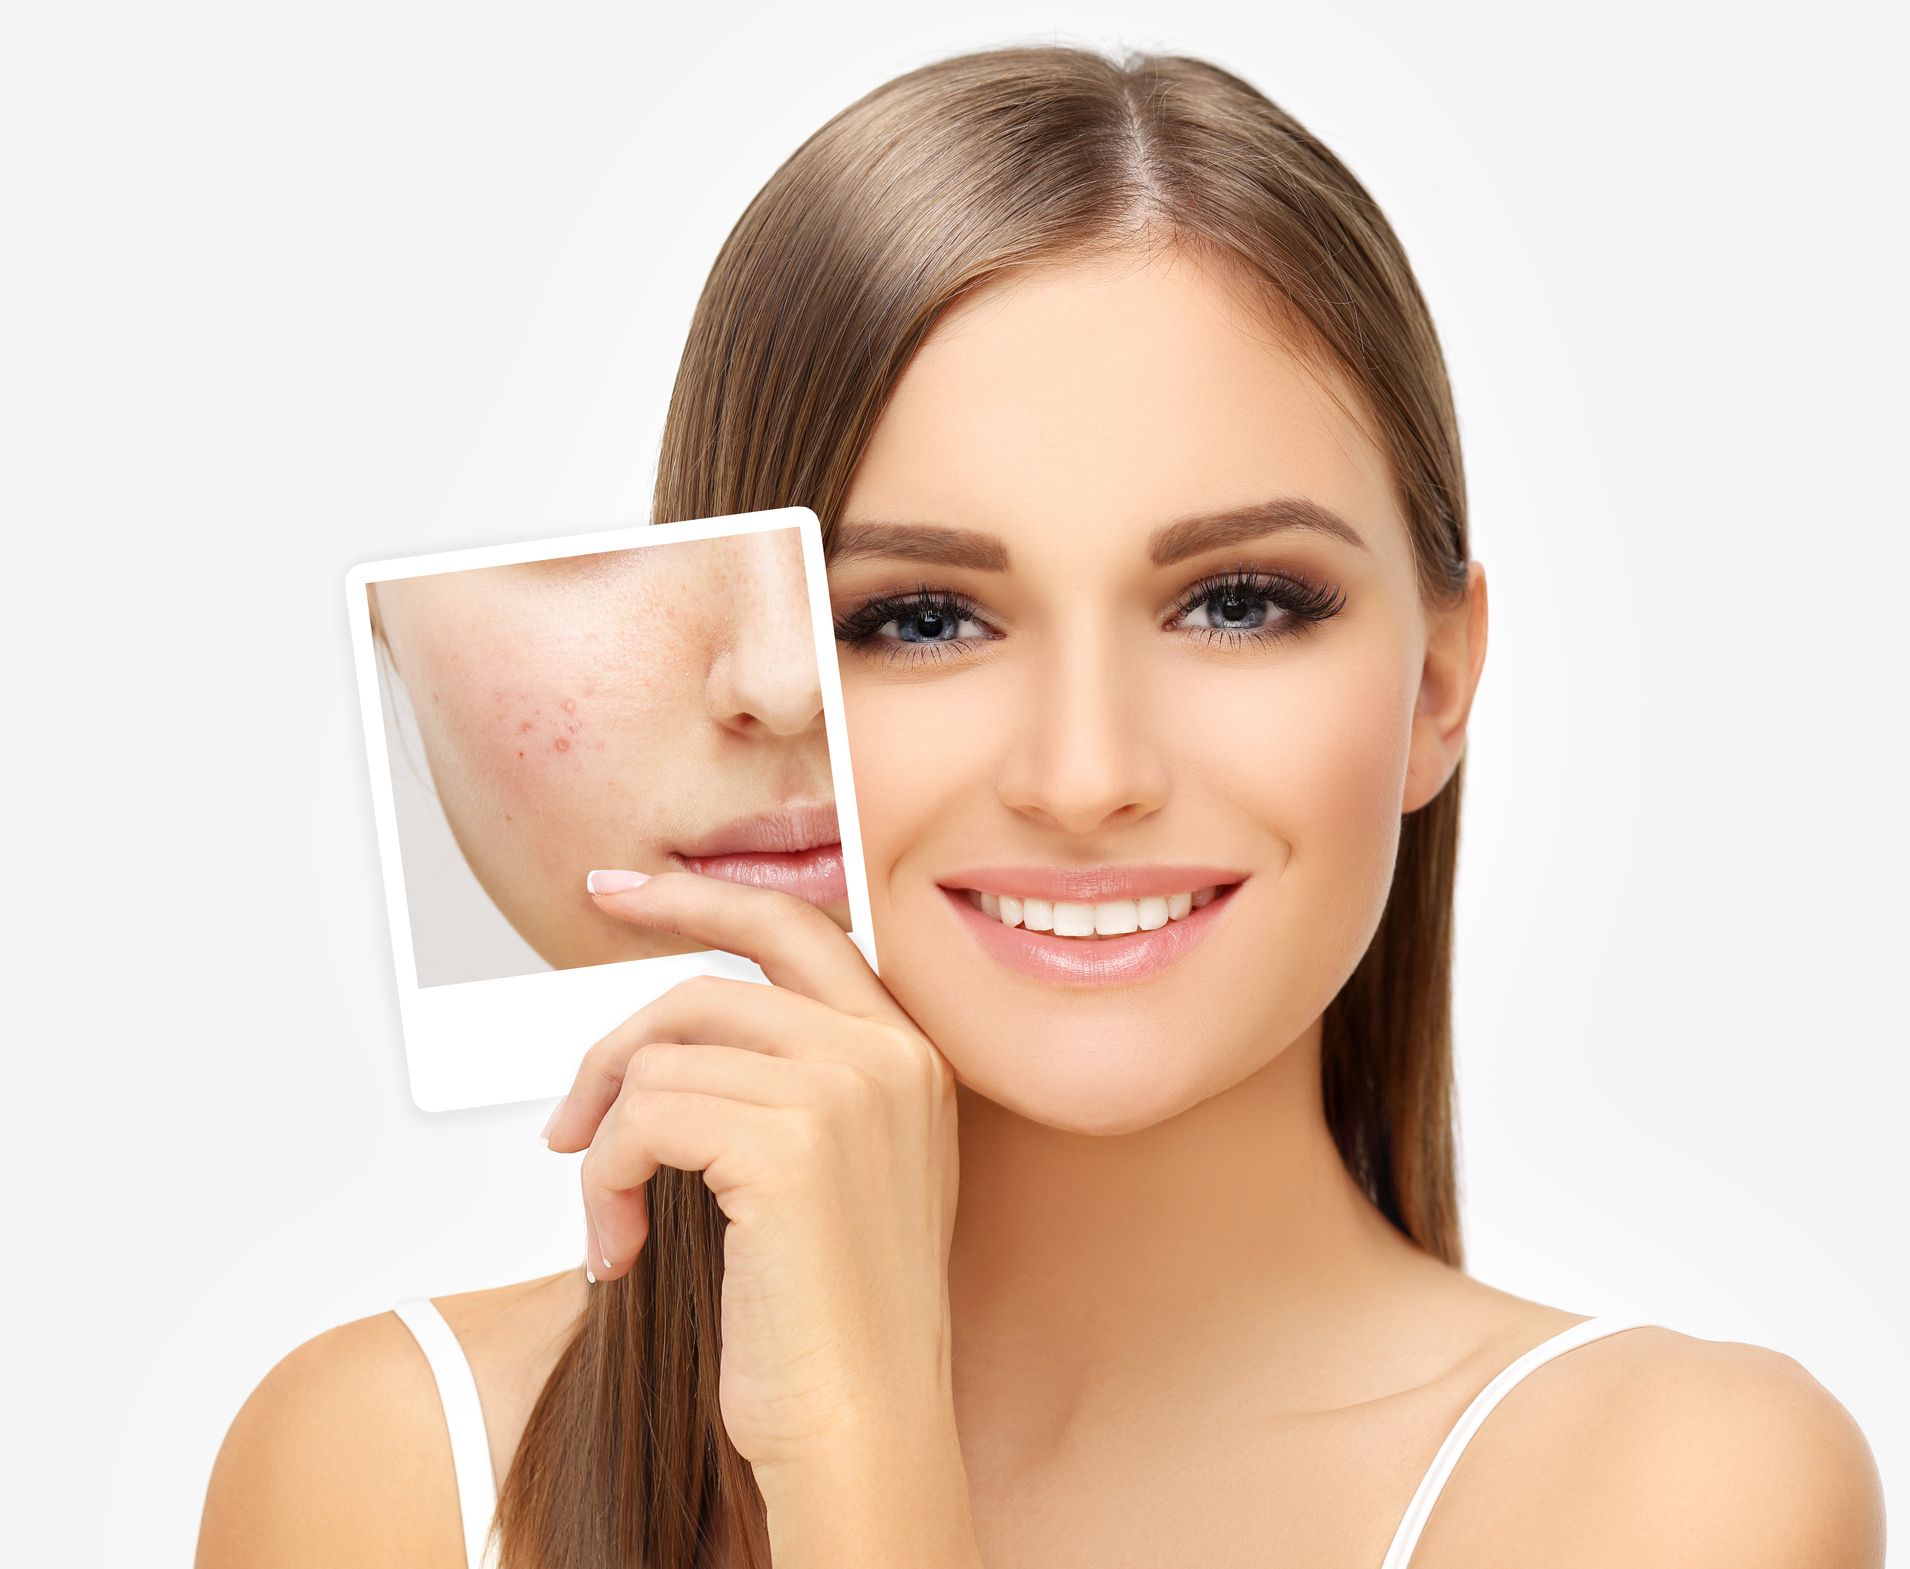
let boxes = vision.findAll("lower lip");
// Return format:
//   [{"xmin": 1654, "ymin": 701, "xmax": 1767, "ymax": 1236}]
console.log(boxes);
[
  {"xmin": 669, "ymin": 841, "xmax": 848, "ymax": 906},
  {"xmin": 939, "ymin": 882, "xmax": 1242, "ymax": 986}
]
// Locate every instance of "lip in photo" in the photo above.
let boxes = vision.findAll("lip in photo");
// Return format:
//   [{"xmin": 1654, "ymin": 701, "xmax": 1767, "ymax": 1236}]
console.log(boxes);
[{"xmin": 668, "ymin": 800, "xmax": 850, "ymax": 904}]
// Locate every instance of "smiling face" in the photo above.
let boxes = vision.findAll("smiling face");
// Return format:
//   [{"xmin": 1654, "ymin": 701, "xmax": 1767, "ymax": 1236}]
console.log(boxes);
[
  {"xmin": 829, "ymin": 242, "xmax": 1481, "ymax": 1134},
  {"xmin": 372, "ymin": 526, "xmax": 847, "ymax": 968}
]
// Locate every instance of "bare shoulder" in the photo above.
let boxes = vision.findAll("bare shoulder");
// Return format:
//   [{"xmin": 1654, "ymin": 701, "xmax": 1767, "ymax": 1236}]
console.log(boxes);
[
  {"xmin": 195, "ymin": 1270, "xmax": 586, "ymax": 1569},
  {"xmin": 194, "ymin": 1304, "xmax": 466, "ymax": 1568},
  {"xmin": 1427, "ymin": 1324, "xmax": 1887, "ymax": 1569}
]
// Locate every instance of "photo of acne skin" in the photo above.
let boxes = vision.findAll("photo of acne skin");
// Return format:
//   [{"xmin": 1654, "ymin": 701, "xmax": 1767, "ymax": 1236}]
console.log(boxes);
[{"xmin": 362, "ymin": 522, "xmax": 848, "ymax": 989}]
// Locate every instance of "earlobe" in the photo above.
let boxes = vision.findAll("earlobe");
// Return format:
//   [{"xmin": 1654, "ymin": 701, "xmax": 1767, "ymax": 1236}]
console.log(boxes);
[{"xmin": 1400, "ymin": 561, "xmax": 1488, "ymax": 815}]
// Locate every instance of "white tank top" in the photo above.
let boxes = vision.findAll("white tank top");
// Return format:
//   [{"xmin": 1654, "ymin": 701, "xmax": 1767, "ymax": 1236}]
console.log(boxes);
[{"xmin": 394, "ymin": 1297, "xmax": 1662, "ymax": 1569}]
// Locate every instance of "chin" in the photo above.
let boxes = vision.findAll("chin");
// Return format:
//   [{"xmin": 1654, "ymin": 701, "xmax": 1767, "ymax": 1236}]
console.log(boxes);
[{"xmin": 944, "ymin": 1023, "xmax": 1240, "ymax": 1136}]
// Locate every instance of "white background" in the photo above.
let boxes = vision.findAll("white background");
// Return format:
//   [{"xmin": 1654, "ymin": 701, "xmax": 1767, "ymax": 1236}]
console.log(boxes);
[{"xmin": 6, "ymin": 3, "xmax": 1903, "ymax": 1561}]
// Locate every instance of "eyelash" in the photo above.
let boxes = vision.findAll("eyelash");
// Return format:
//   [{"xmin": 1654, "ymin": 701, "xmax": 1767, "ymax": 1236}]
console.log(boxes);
[{"xmin": 832, "ymin": 567, "xmax": 1349, "ymax": 668}]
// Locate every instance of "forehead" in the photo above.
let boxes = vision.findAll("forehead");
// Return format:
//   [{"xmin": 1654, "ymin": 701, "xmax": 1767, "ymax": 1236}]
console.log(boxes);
[{"xmin": 843, "ymin": 245, "xmax": 1405, "ymax": 570}]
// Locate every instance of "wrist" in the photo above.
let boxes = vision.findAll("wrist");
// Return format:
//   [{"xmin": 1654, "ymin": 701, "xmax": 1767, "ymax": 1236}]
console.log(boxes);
[{"xmin": 754, "ymin": 1416, "xmax": 983, "ymax": 1569}]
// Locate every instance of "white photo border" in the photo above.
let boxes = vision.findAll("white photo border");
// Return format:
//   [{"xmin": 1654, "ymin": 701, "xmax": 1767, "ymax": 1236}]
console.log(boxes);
[{"xmin": 343, "ymin": 506, "xmax": 878, "ymax": 1112}]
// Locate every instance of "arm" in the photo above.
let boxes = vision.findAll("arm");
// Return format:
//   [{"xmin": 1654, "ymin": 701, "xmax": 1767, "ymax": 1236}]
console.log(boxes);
[{"xmin": 195, "ymin": 1313, "xmax": 468, "ymax": 1569}]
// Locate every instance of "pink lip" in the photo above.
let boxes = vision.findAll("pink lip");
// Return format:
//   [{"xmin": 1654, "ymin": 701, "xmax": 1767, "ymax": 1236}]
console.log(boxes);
[
  {"xmin": 940, "ymin": 880, "xmax": 1243, "ymax": 987},
  {"xmin": 675, "ymin": 800, "xmax": 839, "ymax": 857},
  {"xmin": 669, "ymin": 841, "xmax": 848, "ymax": 906},
  {"xmin": 938, "ymin": 863, "xmax": 1248, "ymax": 902}
]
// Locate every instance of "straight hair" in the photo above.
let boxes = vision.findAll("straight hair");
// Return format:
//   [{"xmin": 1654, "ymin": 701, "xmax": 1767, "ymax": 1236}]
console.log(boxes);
[{"xmin": 495, "ymin": 42, "xmax": 1472, "ymax": 1567}]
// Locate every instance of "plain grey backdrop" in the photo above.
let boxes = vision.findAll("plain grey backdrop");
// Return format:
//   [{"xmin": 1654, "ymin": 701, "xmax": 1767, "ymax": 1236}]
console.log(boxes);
[{"xmin": 5, "ymin": 3, "xmax": 1903, "ymax": 1561}]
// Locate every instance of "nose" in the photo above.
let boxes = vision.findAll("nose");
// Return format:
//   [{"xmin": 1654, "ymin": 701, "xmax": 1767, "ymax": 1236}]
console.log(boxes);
[
  {"xmin": 995, "ymin": 614, "xmax": 1171, "ymax": 835},
  {"xmin": 704, "ymin": 534, "xmax": 824, "ymax": 738}
]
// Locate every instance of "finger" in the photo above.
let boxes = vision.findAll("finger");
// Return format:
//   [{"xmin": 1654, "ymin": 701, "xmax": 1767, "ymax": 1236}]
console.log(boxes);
[
  {"xmin": 582, "ymin": 1088, "xmax": 794, "ymax": 1279},
  {"xmin": 543, "ymin": 974, "xmax": 889, "ymax": 1152},
  {"xmin": 585, "ymin": 869, "xmax": 897, "ymax": 1023},
  {"xmin": 624, "ymin": 1040, "xmax": 833, "ymax": 1108},
  {"xmin": 583, "ymin": 1207, "xmax": 603, "ymax": 1286},
  {"xmin": 582, "ymin": 1166, "xmax": 645, "ymax": 1283}
]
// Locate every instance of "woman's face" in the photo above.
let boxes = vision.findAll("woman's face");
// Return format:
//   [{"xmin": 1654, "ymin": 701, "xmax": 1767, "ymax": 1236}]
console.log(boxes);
[
  {"xmin": 829, "ymin": 243, "xmax": 1483, "ymax": 1134},
  {"xmin": 373, "ymin": 527, "xmax": 846, "ymax": 966}
]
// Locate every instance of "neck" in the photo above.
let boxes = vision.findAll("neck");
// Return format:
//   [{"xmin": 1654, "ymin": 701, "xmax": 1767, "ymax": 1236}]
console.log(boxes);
[{"xmin": 945, "ymin": 1016, "xmax": 1450, "ymax": 1428}]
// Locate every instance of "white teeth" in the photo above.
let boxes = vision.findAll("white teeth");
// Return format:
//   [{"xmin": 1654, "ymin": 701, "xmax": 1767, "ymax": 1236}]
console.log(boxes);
[
  {"xmin": 1052, "ymin": 900, "xmax": 1096, "ymax": 936},
  {"xmin": 965, "ymin": 885, "xmax": 1226, "ymax": 936}
]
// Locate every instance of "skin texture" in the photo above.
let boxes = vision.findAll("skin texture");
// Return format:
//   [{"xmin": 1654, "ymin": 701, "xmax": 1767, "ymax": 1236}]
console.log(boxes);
[
  {"xmin": 370, "ymin": 527, "xmax": 847, "ymax": 965},
  {"xmin": 198, "ymin": 243, "xmax": 1886, "ymax": 1568}
]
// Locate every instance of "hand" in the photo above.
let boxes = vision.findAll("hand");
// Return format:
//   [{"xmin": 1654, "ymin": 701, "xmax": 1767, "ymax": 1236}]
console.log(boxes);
[{"xmin": 541, "ymin": 869, "xmax": 964, "ymax": 1476}]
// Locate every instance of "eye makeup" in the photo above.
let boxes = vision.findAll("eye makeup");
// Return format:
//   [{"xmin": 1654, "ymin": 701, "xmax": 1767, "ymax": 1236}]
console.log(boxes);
[
  {"xmin": 831, "ymin": 564, "xmax": 1349, "ymax": 668},
  {"xmin": 832, "ymin": 582, "xmax": 992, "ymax": 667}
]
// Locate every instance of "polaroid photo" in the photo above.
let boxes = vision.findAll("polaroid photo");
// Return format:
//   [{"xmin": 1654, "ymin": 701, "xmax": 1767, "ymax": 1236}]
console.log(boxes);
[{"xmin": 343, "ymin": 506, "xmax": 876, "ymax": 1112}]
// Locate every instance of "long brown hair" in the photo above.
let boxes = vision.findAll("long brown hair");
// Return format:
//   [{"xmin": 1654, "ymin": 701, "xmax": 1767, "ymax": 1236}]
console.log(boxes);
[{"xmin": 493, "ymin": 42, "xmax": 1472, "ymax": 1567}]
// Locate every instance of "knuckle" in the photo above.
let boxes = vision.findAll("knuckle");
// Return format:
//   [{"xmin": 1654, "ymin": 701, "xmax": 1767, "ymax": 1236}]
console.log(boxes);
[
  {"xmin": 671, "ymin": 972, "xmax": 726, "ymax": 1009},
  {"xmin": 822, "ymin": 1060, "xmax": 880, "ymax": 1116},
  {"xmin": 781, "ymin": 1105, "xmax": 826, "ymax": 1161},
  {"xmin": 629, "ymin": 1041, "xmax": 672, "ymax": 1084}
]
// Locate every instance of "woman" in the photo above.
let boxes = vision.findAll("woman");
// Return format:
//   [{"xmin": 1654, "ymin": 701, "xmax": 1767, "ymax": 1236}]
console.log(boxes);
[
  {"xmin": 197, "ymin": 43, "xmax": 1885, "ymax": 1569},
  {"xmin": 368, "ymin": 525, "xmax": 851, "ymax": 981}
]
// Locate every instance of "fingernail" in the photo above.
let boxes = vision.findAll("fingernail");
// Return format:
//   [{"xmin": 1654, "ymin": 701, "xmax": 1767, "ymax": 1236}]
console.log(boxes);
[
  {"xmin": 539, "ymin": 1096, "xmax": 567, "ymax": 1143},
  {"xmin": 586, "ymin": 869, "xmax": 651, "ymax": 895}
]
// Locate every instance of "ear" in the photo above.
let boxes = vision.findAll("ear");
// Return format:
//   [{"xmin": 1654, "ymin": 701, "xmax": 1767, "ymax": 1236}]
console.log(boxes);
[{"xmin": 1401, "ymin": 560, "xmax": 1488, "ymax": 814}]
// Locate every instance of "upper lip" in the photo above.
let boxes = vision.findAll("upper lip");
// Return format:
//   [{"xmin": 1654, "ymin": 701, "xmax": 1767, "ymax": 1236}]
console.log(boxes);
[
  {"xmin": 937, "ymin": 864, "xmax": 1248, "ymax": 902},
  {"xmin": 674, "ymin": 800, "xmax": 840, "ymax": 857}
]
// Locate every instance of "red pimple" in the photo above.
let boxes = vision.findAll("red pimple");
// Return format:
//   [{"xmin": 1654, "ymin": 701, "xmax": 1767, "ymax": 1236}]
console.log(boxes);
[{"xmin": 562, "ymin": 698, "xmax": 577, "ymax": 713}]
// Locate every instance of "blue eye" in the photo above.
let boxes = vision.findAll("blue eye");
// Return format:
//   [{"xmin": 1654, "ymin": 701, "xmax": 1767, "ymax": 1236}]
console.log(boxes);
[
  {"xmin": 1167, "ymin": 568, "xmax": 1348, "ymax": 647},
  {"xmin": 833, "ymin": 568, "xmax": 1346, "ymax": 667},
  {"xmin": 832, "ymin": 585, "xmax": 995, "ymax": 666}
]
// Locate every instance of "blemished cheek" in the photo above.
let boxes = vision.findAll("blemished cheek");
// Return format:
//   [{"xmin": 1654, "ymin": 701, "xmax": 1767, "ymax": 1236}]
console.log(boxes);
[
  {"xmin": 407, "ymin": 644, "xmax": 635, "ymax": 874},
  {"xmin": 422, "ymin": 672, "xmax": 605, "ymax": 801}
]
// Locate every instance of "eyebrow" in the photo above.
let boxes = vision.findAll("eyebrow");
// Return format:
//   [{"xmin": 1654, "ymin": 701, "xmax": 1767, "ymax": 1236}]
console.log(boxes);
[{"xmin": 829, "ymin": 496, "xmax": 1371, "ymax": 573}]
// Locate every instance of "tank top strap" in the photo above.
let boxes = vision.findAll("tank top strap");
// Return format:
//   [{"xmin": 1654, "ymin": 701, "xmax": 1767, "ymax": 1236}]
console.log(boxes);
[
  {"xmin": 1378, "ymin": 1314, "xmax": 1666, "ymax": 1569},
  {"xmin": 393, "ymin": 1296, "xmax": 503, "ymax": 1569}
]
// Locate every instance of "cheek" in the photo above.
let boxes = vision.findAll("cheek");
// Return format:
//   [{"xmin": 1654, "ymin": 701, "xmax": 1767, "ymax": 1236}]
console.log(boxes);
[
  {"xmin": 1204, "ymin": 639, "xmax": 1414, "ymax": 971},
  {"xmin": 403, "ymin": 619, "xmax": 679, "ymax": 869},
  {"xmin": 839, "ymin": 673, "xmax": 1001, "ymax": 896},
  {"xmin": 413, "ymin": 643, "xmax": 602, "ymax": 783}
]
